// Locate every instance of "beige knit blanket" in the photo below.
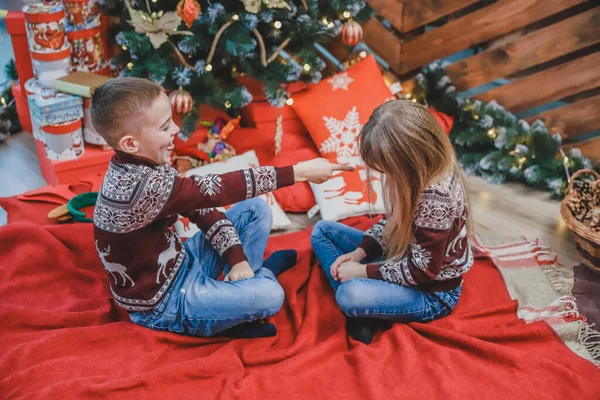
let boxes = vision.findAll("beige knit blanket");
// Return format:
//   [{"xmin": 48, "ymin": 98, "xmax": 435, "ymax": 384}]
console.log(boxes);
[{"xmin": 473, "ymin": 235, "xmax": 600, "ymax": 367}]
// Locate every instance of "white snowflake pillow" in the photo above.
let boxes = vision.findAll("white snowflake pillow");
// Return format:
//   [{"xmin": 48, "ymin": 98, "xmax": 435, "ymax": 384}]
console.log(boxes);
[
  {"xmin": 173, "ymin": 151, "xmax": 292, "ymax": 239},
  {"xmin": 291, "ymin": 55, "xmax": 392, "ymax": 220},
  {"xmin": 308, "ymin": 106, "xmax": 386, "ymax": 220}
]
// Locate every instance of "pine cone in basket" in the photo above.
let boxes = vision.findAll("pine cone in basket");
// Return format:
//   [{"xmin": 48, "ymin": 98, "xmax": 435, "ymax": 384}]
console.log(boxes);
[
  {"xmin": 592, "ymin": 180, "xmax": 600, "ymax": 207},
  {"xmin": 568, "ymin": 194, "xmax": 589, "ymax": 222},
  {"xmin": 573, "ymin": 179, "xmax": 595, "ymax": 206},
  {"xmin": 590, "ymin": 208, "xmax": 600, "ymax": 232}
]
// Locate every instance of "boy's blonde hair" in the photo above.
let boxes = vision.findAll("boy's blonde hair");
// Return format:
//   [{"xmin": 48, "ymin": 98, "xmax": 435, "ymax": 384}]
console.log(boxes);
[
  {"xmin": 90, "ymin": 77, "xmax": 164, "ymax": 148},
  {"xmin": 359, "ymin": 99, "xmax": 471, "ymax": 260}
]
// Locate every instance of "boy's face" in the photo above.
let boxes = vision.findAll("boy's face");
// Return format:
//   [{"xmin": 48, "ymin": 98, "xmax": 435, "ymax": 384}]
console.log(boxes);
[{"xmin": 122, "ymin": 92, "xmax": 180, "ymax": 165}]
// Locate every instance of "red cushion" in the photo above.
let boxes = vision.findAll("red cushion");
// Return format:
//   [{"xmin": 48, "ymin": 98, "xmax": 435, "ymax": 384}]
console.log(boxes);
[
  {"xmin": 241, "ymin": 100, "xmax": 301, "ymax": 126},
  {"xmin": 231, "ymin": 115, "xmax": 319, "ymax": 213},
  {"xmin": 292, "ymin": 55, "xmax": 393, "ymax": 151},
  {"xmin": 429, "ymin": 107, "xmax": 454, "ymax": 135},
  {"xmin": 257, "ymin": 143, "xmax": 318, "ymax": 213}
]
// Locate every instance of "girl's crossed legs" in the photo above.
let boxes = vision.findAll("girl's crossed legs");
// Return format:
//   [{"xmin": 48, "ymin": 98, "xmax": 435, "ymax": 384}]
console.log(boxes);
[{"xmin": 310, "ymin": 220, "xmax": 461, "ymax": 324}]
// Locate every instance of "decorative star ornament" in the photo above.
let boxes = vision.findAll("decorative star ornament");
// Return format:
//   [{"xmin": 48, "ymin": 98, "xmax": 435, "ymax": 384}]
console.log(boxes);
[
  {"xmin": 126, "ymin": 5, "xmax": 193, "ymax": 49},
  {"xmin": 327, "ymin": 72, "xmax": 354, "ymax": 91}
]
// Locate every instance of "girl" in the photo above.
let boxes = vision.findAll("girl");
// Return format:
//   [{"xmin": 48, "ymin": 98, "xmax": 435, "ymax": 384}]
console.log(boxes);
[{"xmin": 311, "ymin": 100, "xmax": 473, "ymax": 344}]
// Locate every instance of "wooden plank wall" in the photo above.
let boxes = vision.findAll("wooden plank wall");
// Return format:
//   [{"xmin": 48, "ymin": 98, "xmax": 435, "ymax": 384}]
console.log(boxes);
[{"xmin": 340, "ymin": 0, "xmax": 600, "ymax": 162}]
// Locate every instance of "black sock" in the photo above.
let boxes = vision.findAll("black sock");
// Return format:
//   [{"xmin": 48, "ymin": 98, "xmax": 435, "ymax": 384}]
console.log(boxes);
[
  {"xmin": 262, "ymin": 250, "xmax": 297, "ymax": 277},
  {"xmin": 346, "ymin": 318, "xmax": 373, "ymax": 345},
  {"xmin": 370, "ymin": 318, "xmax": 393, "ymax": 332},
  {"xmin": 216, "ymin": 320, "xmax": 277, "ymax": 339}
]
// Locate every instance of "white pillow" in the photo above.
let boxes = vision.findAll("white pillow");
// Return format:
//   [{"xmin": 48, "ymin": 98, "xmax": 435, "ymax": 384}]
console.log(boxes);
[
  {"xmin": 173, "ymin": 151, "xmax": 292, "ymax": 239},
  {"xmin": 309, "ymin": 164, "xmax": 386, "ymax": 221}
]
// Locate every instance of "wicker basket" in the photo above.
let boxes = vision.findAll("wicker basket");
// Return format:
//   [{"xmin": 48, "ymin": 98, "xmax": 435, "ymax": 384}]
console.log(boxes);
[{"xmin": 560, "ymin": 169, "xmax": 600, "ymax": 272}]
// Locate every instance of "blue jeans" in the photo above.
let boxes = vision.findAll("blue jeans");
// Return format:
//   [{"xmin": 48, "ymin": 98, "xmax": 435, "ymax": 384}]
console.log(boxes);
[
  {"xmin": 310, "ymin": 220, "xmax": 462, "ymax": 322},
  {"xmin": 129, "ymin": 198, "xmax": 284, "ymax": 337}
]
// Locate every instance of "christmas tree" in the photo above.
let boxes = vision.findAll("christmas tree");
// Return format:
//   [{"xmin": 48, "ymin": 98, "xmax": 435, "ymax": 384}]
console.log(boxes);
[{"xmin": 101, "ymin": 0, "xmax": 370, "ymax": 135}]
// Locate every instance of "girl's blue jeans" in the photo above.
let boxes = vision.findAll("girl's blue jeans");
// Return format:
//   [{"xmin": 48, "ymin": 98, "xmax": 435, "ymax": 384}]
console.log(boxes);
[
  {"xmin": 310, "ymin": 220, "xmax": 462, "ymax": 322},
  {"xmin": 129, "ymin": 198, "xmax": 284, "ymax": 337}
]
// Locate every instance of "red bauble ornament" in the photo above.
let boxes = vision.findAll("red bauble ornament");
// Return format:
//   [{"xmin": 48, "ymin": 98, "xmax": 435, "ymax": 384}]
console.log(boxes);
[
  {"xmin": 177, "ymin": 0, "xmax": 201, "ymax": 29},
  {"xmin": 341, "ymin": 21, "xmax": 363, "ymax": 46},
  {"xmin": 169, "ymin": 87, "xmax": 193, "ymax": 115}
]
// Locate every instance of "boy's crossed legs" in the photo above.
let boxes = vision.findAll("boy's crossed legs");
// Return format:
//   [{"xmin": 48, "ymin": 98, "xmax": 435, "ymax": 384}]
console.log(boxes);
[{"xmin": 130, "ymin": 198, "xmax": 294, "ymax": 337}]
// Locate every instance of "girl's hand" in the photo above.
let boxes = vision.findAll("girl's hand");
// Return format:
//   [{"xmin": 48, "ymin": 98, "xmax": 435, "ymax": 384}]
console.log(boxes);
[
  {"xmin": 225, "ymin": 261, "xmax": 254, "ymax": 282},
  {"xmin": 331, "ymin": 248, "xmax": 366, "ymax": 281},
  {"xmin": 293, "ymin": 158, "xmax": 354, "ymax": 184},
  {"xmin": 337, "ymin": 261, "xmax": 368, "ymax": 283}
]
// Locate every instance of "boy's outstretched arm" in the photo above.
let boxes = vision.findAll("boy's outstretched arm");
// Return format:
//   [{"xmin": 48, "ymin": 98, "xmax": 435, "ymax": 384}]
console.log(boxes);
[
  {"xmin": 160, "ymin": 158, "xmax": 353, "ymax": 218},
  {"xmin": 167, "ymin": 159, "xmax": 353, "ymax": 282}
]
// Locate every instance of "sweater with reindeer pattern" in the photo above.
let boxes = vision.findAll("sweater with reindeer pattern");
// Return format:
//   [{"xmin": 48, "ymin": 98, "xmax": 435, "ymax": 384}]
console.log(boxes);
[
  {"xmin": 358, "ymin": 171, "xmax": 473, "ymax": 292},
  {"xmin": 93, "ymin": 151, "xmax": 294, "ymax": 312}
]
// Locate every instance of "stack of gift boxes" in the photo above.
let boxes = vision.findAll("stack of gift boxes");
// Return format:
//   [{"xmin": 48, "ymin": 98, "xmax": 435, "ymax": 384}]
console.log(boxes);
[{"xmin": 22, "ymin": 0, "xmax": 108, "ymax": 162}]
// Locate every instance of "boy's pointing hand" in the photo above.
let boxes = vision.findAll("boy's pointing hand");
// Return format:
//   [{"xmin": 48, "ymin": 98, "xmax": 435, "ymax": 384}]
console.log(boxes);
[{"xmin": 293, "ymin": 158, "xmax": 355, "ymax": 184}]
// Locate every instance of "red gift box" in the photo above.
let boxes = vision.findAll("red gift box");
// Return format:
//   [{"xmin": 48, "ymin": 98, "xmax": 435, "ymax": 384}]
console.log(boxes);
[
  {"xmin": 67, "ymin": 26, "xmax": 106, "ymax": 73},
  {"xmin": 6, "ymin": 10, "xmax": 110, "ymax": 94},
  {"xmin": 35, "ymin": 139, "xmax": 112, "ymax": 185},
  {"xmin": 12, "ymin": 84, "xmax": 32, "ymax": 134},
  {"xmin": 7, "ymin": 10, "xmax": 113, "ymax": 185}
]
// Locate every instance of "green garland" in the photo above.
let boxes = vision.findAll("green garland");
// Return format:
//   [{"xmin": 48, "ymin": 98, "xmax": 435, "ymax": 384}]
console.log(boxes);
[
  {"xmin": 0, "ymin": 59, "xmax": 20, "ymax": 136},
  {"xmin": 412, "ymin": 60, "xmax": 596, "ymax": 199}
]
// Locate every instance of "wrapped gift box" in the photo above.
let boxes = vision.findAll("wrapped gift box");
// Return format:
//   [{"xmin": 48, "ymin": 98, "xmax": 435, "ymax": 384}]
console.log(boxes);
[
  {"xmin": 67, "ymin": 27, "xmax": 106, "ymax": 73},
  {"xmin": 12, "ymin": 84, "xmax": 32, "ymax": 134},
  {"xmin": 28, "ymin": 92, "xmax": 83, "ymax": 126},
  {"xmin": 35, "ymin": 140, "xmax": 112, "ymax": 185},
  {"xmin": 63, "ymin": 0, "xmax": 102, "ymax": 31},
  {"xmin": 6, "ymin": 10, "xmax": 110, "ymax": 97},
  {"xmin": 41, "ymin": 119, "xmax": 85, "ymax": 161},
  {"xmin": 22, "ymin": 2, "xmax": 69, "ymax": 53},
  {"xmin": 7, "ymin": 10, "xmax": 113, "ymax": 185},
  {"xmin": 30, "ymin": 47, "xmax": 72, "ymax": 88},
  {"xmin": 25, "ymin": 78, "xmax": 57, "ymax": 141}
]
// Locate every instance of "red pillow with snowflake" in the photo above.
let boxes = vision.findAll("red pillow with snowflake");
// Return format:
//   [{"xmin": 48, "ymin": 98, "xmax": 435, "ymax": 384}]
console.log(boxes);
[{"xmin": 291, "ymin": 55, "xmax": 392, "ymax": 220}]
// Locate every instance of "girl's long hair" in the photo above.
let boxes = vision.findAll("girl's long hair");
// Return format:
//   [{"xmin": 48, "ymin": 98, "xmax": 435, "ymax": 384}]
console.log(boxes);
[{"xmin": 359, "ymin": 100, "xmax": 471, "ymax": 260}]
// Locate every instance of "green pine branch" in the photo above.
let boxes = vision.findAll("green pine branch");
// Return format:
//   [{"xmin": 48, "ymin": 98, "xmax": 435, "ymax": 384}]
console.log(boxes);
[
  {"xmin": 1, "ymin": 60, "xmax": 21, "ymax": 134},
  {"xmin": 416, "ymin": 60, "xmax": 596, "ymax": 199}
]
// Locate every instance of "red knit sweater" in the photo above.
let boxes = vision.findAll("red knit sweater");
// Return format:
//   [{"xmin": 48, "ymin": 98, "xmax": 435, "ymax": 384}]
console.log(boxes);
[
  {"xmin": 93, "ymin": 151, "xmax": 294, "ymax": 311},
  {"xmin": 358, "ymin": 172, "xmax": 473, "ymax": 292}
]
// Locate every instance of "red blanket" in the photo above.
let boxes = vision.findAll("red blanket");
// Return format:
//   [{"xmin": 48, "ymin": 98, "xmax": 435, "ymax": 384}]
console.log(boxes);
[{"xmin": 0, "ymin": 220, "xmax": 598, "ymax": 399}]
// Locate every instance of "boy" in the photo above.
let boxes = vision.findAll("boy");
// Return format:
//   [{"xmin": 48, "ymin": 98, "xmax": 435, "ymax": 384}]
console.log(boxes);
[{"xmin": 91, "ymin": 78, "xmax": 351, "ymax": 338}]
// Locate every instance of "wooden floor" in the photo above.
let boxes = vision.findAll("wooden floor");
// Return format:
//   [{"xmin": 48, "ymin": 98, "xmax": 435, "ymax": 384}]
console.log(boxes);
[
  {"xmin": 0, "ymin": 132, "xmax": 47, "ymax": 197},
  {"xmin": 0, "ymin": 132, "xmax": 580, "ymax": 266}
]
